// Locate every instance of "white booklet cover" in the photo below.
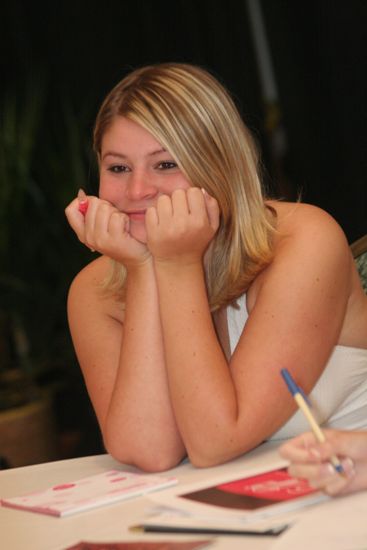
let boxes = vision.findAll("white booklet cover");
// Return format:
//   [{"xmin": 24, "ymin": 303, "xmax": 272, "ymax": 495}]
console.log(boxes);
[
  {"xmin": 0, "ymin": 469, "xmax": 177, "ymax": 517},
  {"xmin": 144, "ymin": 460, "xmax": 329, "ymax": 529}
]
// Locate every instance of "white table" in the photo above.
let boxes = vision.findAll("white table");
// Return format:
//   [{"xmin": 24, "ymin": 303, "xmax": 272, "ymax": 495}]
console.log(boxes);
[{"xmin": 1, "ymin": 441, "xmax": 366, "ymax": 550}]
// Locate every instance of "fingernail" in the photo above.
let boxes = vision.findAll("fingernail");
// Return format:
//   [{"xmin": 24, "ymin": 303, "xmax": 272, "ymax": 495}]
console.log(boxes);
[
  {"xmin": 309, "ymin": 447, "xmax": 321, "ymax": 460},
  {"xmin": 78, "ymin": 188, "xmax": 87, "ymax": 201},
  {"xmin": 78, "ymin": 201, "xmax": 89, "ymax": 215},
  {"xmin": 341, "ymin": 457, "xmax": 356, "ymax": 477},
  {"xmin": 323, "ymin": 463, "xmax": 336, "ymax": 476},
  {"xmin": 201, "ymin": 187, "xmax": 207, "ymax": 195},
  {"xmin": 77, "ymin": 189, "xmax": 89, "ymax": 215}
]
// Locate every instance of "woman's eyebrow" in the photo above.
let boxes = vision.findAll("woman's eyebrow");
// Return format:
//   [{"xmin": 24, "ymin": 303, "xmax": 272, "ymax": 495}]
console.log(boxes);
[
  {"xmin": 101, "ymin": 151, "xmax": 126, "ymax": 161},
  {"xmin": 102, "ymin": 148, "xmax": 167, "ymax": 161},
  {"xmin": 149, "ymin": 148, "xmax": 167, "ymax": 157}
]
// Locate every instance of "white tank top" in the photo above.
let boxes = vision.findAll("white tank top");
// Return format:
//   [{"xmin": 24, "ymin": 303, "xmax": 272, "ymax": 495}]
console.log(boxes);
[{"xmin": 227, "ymin": 294, "xmax": 367, "ymax": 439}]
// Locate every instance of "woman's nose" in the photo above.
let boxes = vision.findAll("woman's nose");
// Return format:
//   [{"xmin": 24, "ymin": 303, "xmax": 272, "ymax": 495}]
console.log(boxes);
[{"xmin": 126, "ymin": 171, "xmax": 158, "ymax": 201}]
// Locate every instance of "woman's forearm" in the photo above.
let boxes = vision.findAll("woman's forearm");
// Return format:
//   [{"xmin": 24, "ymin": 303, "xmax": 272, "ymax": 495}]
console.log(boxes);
[
  {"xmin": 154, "ymin": 259, "xmax": 242, "ymax": 466},
  {"xmin": 104, "ymin": 260, "xmax": 186, "ymax": 471}
]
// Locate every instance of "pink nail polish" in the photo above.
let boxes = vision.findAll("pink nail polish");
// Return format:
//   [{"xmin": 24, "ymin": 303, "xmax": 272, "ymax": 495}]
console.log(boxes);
[
  {"xmin": 77, "ymin": 189, "xmax": 89, "ymax": 215},
  {"xmin": 78, "ymin": 201, "xmax": 89, "ymax": 215}
]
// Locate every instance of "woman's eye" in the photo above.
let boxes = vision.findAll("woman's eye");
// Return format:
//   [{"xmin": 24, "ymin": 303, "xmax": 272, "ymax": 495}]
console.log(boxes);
[
  {"xmin": 107, "ymin": 165, "xmax": 129, "ymax": 174},
  {"xmin": 156, "ymin": 161, "xmax": 178, "ymax": 170}
]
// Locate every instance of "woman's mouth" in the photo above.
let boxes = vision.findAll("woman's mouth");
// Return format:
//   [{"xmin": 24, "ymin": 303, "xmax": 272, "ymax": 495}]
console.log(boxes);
[{"xmin": 125, "ymin": 210, "xmax": 146, "ymax": 221}]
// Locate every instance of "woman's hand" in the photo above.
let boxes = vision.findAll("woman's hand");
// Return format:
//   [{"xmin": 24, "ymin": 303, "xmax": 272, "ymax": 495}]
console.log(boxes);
[
  {"xmin": 65, "ymin": 193, "xmax": 150, "ymax": 267},
  {"xmin": 145, "ymin": 187, "xmax": 220, "ymax": 265},
  {"xmin": 279, "ymin": 430, "xmax": 367, "ymax": 495}
]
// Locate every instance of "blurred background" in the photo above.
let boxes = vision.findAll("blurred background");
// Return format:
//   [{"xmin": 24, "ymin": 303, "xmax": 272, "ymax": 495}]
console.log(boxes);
[{"xmin": 0, "ymin": 0, "xmax": 366, "ymax": 468}]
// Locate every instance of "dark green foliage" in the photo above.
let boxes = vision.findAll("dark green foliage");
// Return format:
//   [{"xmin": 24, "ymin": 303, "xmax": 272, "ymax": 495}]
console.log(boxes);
[{"xmin": 0, "ymin": 70, "xmax": 96, "ymax": 386}]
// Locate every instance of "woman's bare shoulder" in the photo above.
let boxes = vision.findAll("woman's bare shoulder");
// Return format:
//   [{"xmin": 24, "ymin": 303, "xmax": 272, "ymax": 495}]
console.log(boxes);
[
  {"xmin": 250, "ymin": 200, "xmax": 353, "ymax": 301},
  {"xmin": 68, "ymin": 256, "xmax": 124, "ymax": 322},
  {"xmin": 70, "ymin": 255, "xmax": 110, "ymax": 288},
  {"xmin": 268, "ymin": 199, "xmax": 338, "ymax": 225},
  {"xmin": 268, "ymin": 200, "xmax": 350, "ymax": 251}
]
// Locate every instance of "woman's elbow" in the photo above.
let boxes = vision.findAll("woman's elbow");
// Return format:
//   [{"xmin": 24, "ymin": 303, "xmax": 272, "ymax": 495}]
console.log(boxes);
[
  {"xmin": 186, "ymin": 439, "xmax": 256, "ymax": 469},
  {"xmin": 104, "ymin": 436, "xmax": 184, "ymax": 473},
  {"xmin": 187, "ymin": 451, "xmax": 224, "ymax": 469}
]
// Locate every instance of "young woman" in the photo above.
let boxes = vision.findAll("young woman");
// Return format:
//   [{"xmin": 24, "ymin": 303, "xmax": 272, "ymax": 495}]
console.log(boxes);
[{"xmin": 65, "ymin": 63, "xmax": 367, "ymax": 472}]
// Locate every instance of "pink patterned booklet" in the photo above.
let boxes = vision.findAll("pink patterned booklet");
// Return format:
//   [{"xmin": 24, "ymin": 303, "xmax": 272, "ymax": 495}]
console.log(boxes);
[{"xmin": 0, "ymin": 470, "xmax": 177, "ymax": 517}]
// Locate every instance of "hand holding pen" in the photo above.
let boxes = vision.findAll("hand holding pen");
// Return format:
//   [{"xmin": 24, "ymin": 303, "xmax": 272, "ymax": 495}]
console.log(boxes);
[{"xmin": 281, "ymin": 368, "xmax": 345, "ymax": 475}]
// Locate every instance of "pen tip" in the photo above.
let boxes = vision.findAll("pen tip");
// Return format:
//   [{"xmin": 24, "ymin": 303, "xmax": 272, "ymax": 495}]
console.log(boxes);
[{"xmin": 129, "ymin": 525, "xmax": 143, "ymax": 533}]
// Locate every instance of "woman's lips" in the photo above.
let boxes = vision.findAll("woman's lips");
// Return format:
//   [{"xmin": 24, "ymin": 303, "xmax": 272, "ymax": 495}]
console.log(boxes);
[{"xmin": 126, "ymin": 210, "xmax": 146, "ymax": 221}]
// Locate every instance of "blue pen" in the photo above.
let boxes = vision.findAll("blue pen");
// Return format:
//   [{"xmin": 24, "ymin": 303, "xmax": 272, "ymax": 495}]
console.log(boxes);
[{"xmin": 281, "ymin": 368, "xmax": 344, "ymax": 475}]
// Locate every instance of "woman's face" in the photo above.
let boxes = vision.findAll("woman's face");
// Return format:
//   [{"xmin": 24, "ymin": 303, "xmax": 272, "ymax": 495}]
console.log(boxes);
[{"xmin": 99, "ymin": 116, "xmax": 191, "ymax": 243}]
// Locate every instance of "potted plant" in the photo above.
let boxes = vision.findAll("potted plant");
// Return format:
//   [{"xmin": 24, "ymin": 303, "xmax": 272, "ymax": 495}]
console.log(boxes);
[{"xmin": 0, "ymin": 74, "xmax": 100, "ymax": 467}]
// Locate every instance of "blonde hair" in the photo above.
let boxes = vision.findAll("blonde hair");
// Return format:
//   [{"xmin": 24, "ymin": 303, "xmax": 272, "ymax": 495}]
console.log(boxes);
[{"xmin": 94, "ymin": 63, "xmax": 275, "ymax": 311}]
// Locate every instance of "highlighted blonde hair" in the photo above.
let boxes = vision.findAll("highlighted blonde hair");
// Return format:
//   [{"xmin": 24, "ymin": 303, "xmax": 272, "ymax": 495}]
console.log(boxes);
[{"xmin": 94, "ymin": 63, "xmax": 275, "ymax": 311}]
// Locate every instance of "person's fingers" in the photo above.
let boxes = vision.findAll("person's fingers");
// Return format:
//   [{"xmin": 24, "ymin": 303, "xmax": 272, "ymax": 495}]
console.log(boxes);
[
  {"xmin": 65, "ymin": 198, "xmax": 88, "ymax": 241},
  {"xmin": 184, "ymin": 187, "xmax": 205, "ymax": 218},
  {"xmin": 287, "ymin": 455, "xmax": 356, "ymax": 495},
  {"xmin": 339, "ymin": 459, "xmax": 367, "ymax": 494},
  {"xmin": 93, "ymin": 202, "xmax": 125, "ymax": 242},
  {"xmin": 155, "ymin": 194, "xmax": 173, "ymax": 221},
  {"xmin": 82, "ymin": 198, "xmax": 99, "ymax": 249},
  {"xmin": 287, "ymin": 461, "xmax": 350, "ymax": 496},
  {"xmin": 322, "ymin": 462, "xmax": 356, "ymax": 495},
  {"xmin": 321, "ymin": 430, "xmax": 367, "ymax": 460},
  {"xmin": 77, "ymin": 189, "xmax": 89, "ymax": 215},
  {"xmin": 280, "ymin": 431, "xmax": 367, "ymax": 496},
  {"xmin": 171, "ymin": 188, "xmax": 190, "ymax": 219},
  {"xmin": 324, "ymin": 457, "xmax": 356, "ymax": 495},
  {"xmin": 108, "ymin": 210, "xmax": 129, "ymax": 238},
  {"xmin": 280, "ymin": 432, "xmax": 321, "ymax": 463},
  {"xmin": 288, "ymin": 461, "xmax": 335, "ymax": 483},
  {"xmin": 92, "ymin": 202, "xmax": 110, "ymax": 239},
  {"xmin": 145, "ymin": 205, "xmax": 159, "ymax": 232},
  {"xmin": 201, "ymin": 188, "xmax": 220, "ymax": 231}
]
